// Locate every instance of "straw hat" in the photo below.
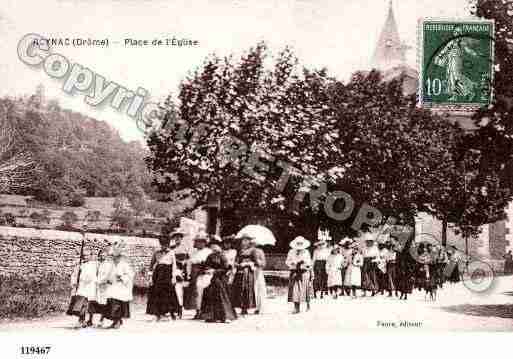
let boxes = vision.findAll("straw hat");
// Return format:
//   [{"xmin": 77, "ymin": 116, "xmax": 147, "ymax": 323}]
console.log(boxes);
[
  {"xmin": 170, "ymin": 230, "xmax": 185, "ymax": 239},
  {"xmin": 194, "ymin": 232, "xmax": 209, "ymax": 243},
  {"xmin": 339, "ymin": 237, "xmax": 352, "ymax": 246},
  {"xmin": 209, "ymin": 234, "xmax": 222, "ymax": 243},
  {"xmin": 313, "ymin": 239, "xmax": 327, "ymax": 247},
  {"xmin": 236, "ymin": 233, "xmax": 255, "ymax": 241},
  {"xmin": 362, "ymin": 232, "xmax": 376, "ymax": 243},
  {"xmin": 290, "ymin": 236, "xmax": 311, "ymax": 250}
]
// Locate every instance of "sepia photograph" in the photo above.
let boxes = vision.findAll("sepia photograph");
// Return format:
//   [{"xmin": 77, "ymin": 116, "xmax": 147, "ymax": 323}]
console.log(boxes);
[{"xmin": 1, "ymin": 0, "xmax": 513, "ymax": 355}]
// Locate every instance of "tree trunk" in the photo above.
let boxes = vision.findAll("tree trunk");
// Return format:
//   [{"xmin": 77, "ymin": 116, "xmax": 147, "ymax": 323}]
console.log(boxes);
[
  {"xmin": 441, "ymin": 218, "xmax": 448, "ymax": 247},
  {"xmin": 206, "ymin": 193, "xmax": 221, "ymax": 235}
]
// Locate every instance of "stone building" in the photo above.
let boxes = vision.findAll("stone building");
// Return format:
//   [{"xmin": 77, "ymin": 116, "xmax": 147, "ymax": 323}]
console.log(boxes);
[{"xmin": 371, "ymin": 2, "xmax": 512, "ymax": 259}]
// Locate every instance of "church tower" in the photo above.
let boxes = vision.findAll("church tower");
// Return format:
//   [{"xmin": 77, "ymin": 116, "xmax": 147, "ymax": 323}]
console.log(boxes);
[{"xmin": 372, "ymin": 1, "xmax": 407, "ymax": 71}]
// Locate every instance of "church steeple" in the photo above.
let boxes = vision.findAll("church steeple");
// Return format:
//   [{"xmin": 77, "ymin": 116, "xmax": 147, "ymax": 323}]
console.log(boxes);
[{"xmin": 372, "ymin": 1, "xmax": 406, "ymax": 71}]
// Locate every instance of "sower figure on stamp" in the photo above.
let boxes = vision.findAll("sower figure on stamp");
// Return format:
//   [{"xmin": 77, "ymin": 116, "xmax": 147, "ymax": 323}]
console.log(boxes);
[
  {"xmin": 286, "ymin": 236, "xmax": 313, "ymax": 314},
  {"xmin": 434, "ymin": 26, "xmax": 480, "ymax": 101},
  {"xmin": 146, "ymin": 234, "xmax": 179, "ymax": 321}
]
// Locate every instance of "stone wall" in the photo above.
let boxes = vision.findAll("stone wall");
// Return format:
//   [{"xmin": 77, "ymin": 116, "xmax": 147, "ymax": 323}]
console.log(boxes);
[{"xmin": 0, "ymin": 226, "xmax": 160, "ymax": 287}]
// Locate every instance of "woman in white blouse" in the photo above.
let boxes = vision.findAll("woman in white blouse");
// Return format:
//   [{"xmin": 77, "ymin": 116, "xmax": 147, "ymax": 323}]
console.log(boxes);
[{"xmin": 286, "ymin": 236, "xmax": 313, "ymax": 314}]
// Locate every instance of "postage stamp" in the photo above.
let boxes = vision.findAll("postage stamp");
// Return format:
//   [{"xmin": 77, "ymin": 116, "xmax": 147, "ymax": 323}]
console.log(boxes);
[{"xmin": 418, "ymin": 18, "xmax": 495, "ymax": 111}]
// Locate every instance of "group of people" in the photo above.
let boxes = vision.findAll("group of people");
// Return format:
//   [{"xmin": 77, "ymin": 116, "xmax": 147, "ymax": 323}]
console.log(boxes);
[
  {"xmin": 69, "ymin": 230, "xmax": 268, "ymax": 328},
  {"xmin": 68, "ymin": 241, "xmax": 134, "ymax": 329},
  {"xmin": 288, "ymin": 231, "xmax": 463, "ymax": 310},
  {"xmin": 68, "ymin": 229, "xmax": 466, "ymax": 328},
  {"xmin": 146, "ymin": 230, "xmax": 267, "ymax": 323}
]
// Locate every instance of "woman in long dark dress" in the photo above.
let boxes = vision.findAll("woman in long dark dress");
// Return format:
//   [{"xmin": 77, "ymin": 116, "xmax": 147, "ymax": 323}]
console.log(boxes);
[
  {"xmin": 200, "ymin": 237, "xmax": 237, "ymax": 323},
  {"xmin": 146, "ymin": 235, "xmax": 179, "ymax": 321},
  {"xmin": 312, "ymin": 240, "xmax": 330, "ymax": 299},
  {"xmin": 446, "ymin": 251, "xmax": 461, "ymax": 283},
  {"xmin": 396, "ymin": 239, "xmax": 416, "ymax": 300},
  {"xmin": 231, "ymin": 234, "xmax": 257, "ymax": 315},
  {"xmin": 384, "ymin": 241, "xmax": 398, "ymax": 297},
  {"xmin": 503, "ymin": 251, "xmax": 513, "ymax": 275},
  {"xmin": 361, "ymin": 233, "xmax": 379, "ymax": 296}
]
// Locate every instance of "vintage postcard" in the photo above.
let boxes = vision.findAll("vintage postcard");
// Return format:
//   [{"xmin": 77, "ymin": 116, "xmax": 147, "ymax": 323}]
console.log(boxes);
[{"xmin": 1, "ymin": 0, "xmax": 513, "ymax": 357}]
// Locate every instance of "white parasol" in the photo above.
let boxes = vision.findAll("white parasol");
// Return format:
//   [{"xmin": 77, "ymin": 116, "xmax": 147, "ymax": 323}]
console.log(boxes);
[{"xmin": 236, "ymin": 225, "xmax": 276, "ymax": 246}]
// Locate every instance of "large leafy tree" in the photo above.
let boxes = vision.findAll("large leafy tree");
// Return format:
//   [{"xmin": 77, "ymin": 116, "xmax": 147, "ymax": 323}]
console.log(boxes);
[{"xmin": 147, "ymin": 43, "xmax": 337, "ymax": 243}]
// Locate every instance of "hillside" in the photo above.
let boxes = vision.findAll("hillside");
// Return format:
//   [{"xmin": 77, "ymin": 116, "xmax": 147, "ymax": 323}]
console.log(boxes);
[{"xmin": 0, "ymin": 194, "xmax": 197, "ymax": 236}]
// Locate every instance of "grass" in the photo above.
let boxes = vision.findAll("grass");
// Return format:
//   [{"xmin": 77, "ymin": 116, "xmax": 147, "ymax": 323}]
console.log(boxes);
[{"xmin": 0, "ymin": 272, "xmax": 72, "ymax": 320}]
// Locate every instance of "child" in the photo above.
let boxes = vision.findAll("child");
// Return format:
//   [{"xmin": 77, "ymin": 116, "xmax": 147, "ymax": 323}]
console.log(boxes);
[
  {"xmin": 345, "ymin": 246, "xmax": 364, "ymax": 299},
  {"xmin": 87, "ymin": 248, "xmax": 112, "ymax": 327},
  {"xmin": 104, "ymin": 241, "xmax": 134, "ymax": 329},
  {"xmin": 69, "ymin": 248, "xmax": 98, "ymax": 328}
]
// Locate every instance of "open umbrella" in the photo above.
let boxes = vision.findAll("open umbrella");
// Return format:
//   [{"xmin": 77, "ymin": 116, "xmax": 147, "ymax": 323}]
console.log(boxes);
[{"xmin": 236, "ymin": 225, "xmax": 276, "ymax": 246}]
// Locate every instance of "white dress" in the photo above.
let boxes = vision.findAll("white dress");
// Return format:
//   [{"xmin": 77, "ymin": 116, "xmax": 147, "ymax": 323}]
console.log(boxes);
[
  {"xmin": 345, "ymin": 253, "xmax": 363, "ymax": 287},
  {"xmin": 326, "ymin": 254, "xmax": 344, "ymax": 287},
  {"xmin": 95, "ymin": 260, "xmax": 113, "ymax": 305},
  {"xmin": 106, "ymin": 259, "xmax": 134, "ymax": 302},
  {"xmin": 70, "ymin": 261, "xmax": 98, "ymax": 300}
]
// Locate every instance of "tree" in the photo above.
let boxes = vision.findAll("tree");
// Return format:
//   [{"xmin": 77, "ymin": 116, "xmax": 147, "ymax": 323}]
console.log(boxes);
[
  {"xmin": 147, "ymin": 43, "xmax": 337, "ymax": 243},
  {"xmin": 0, "ymin": 99, "xmax": 37, "ymax": 193},
  {"xmin": 466, "ymin": 1, "xmax": 513, "ymax": 198}
]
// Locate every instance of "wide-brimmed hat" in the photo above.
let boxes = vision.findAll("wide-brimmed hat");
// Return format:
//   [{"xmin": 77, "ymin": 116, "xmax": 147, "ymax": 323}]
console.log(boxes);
[
  {"xmin": 339, "ymin": 237, "xmax": 352, "ymax": 246},
  {"xmin": 209, "ymin": 234, "xmax": 222, "ymax": 244},
  {"xmin": 362, "ymin": 232, "xmax": 376, "ymax": 243},
  {"xmin": 170, "ymin": 230, "xmax": 185, "ymax": 239},
  {"xmin": 313, "ymin": 239, "xmax": 327, "ymax": 247},
  {"xmin": 290, "ymin": 236, "xmax": 311, "ymax": 250},
  {"xmin": 194, "ymin": 232, "xmax": 209, "ymax": 243},
  {"xmin": 236, "ymin": 233, "xmax": 255, "ymax": 241}
]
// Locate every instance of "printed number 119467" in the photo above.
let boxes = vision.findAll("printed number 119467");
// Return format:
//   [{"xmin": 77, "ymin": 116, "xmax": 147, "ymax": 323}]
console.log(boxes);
[{"xmin": 20, "ymin": 346, "xmax": 51, "ymax": 355}]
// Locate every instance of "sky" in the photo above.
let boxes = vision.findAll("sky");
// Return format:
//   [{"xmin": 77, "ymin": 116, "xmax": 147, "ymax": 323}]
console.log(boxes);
[{"xmin": 0, "ymin": 0, "xmax": 470, "ymax": 142}]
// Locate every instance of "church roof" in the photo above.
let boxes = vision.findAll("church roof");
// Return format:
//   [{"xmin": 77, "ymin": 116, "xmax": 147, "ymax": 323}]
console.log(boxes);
[{"xmin": 372, "ymin": 1, "xmax": 407, "ymax": 71}]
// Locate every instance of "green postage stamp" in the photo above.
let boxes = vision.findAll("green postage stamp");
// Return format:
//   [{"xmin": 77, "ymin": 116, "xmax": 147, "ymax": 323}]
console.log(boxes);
[{"xmin": 418, "ymin": 18, "xmax": 495, "ymax": 110}]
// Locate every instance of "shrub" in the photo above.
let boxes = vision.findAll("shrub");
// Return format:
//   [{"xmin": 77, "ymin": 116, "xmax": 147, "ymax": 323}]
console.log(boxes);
[
  {"xmin": 68, "ymin": 192, "xmax": 85, "ymax": 207},
  {"xmin": 29, "ymin": 211, "xmax": 43, "ymax": 227},
  {"xmin": 3, "ymin": 212, "xmax": 16, "ymax": 226},
  {"xmin": 60, "ymin": 210, "xmax": 78, "ymax": 229},
  {"xmin": 0, "ymin": 272, "xmax": 71, "ymax": 319}
]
